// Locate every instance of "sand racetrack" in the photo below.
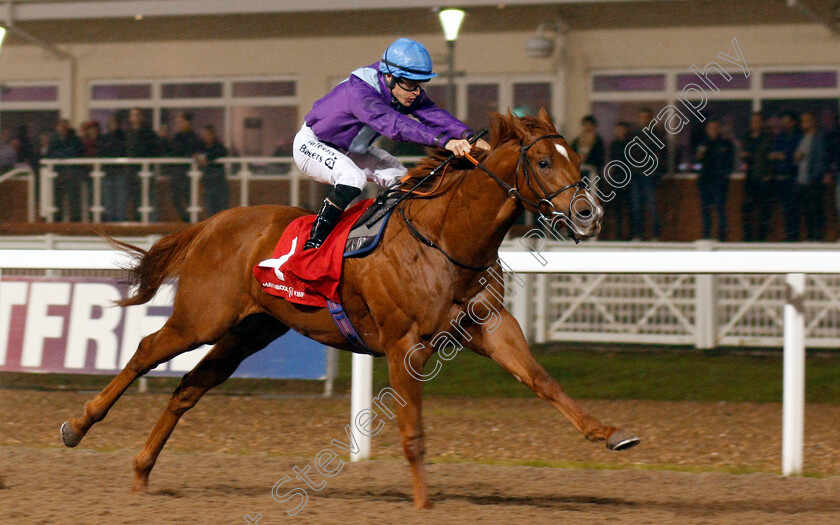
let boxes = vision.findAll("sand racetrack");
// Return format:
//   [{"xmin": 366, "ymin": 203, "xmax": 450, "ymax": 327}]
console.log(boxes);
[{"xmin": 2, "ymin": 390, "xmax": 840, "ymax": 524}]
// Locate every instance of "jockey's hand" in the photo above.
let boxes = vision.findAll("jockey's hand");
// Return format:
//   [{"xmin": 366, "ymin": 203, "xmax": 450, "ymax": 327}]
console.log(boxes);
[
  {"xmin": 445, "ymin": 139, "xmax": 472, "ymax": 157},
  {"xmin": 475, "ymin": 138, "xmax": 491, "ymax": 151}
]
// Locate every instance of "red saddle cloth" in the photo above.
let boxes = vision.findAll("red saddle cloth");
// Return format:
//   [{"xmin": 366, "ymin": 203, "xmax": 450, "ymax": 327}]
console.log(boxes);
[{"xmin": 253, "ymin": 199, "xmax": 374, "ymax": 307}]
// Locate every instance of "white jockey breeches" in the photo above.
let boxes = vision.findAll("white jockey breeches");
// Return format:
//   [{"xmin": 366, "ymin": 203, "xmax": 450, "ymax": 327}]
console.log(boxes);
[{"xmin": 293, "ymin": 124, "xmax": 407, "ymax": 190}]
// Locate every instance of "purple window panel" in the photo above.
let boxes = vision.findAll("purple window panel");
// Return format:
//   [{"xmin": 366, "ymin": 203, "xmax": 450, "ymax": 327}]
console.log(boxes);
[
  {"xmin": 592, "ymin": 74, "xmax": 665, "ymax": 92},
  {"xmin": 91, "ymin": 84, "xmax": 152, "ymax": 100},
  {"xmin": 677, "ymin": 72, "xmax": 750, "ymax": 90},
  {"xmin": 762, "ymin": 71, "xmax": 837, "ymax": 89}
]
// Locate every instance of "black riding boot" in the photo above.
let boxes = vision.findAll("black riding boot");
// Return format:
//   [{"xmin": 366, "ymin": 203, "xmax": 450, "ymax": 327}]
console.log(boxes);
[{"xmin": 304, "ymin": 184, "xmax": 362, "ymax": 250}]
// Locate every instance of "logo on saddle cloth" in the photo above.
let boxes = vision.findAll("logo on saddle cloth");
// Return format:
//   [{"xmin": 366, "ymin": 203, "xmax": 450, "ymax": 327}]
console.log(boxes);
[{"xmin": 258, "ymin": 237, "xmax": 298, "ymax": 281}]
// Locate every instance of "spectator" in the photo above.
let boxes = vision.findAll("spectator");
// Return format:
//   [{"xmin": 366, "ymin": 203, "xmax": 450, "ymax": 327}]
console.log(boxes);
[
  {"xmin": 695, "ymin": 119, "xmax": 734, "ymax": 241},
  {"xmin": 157, "ymin": 123, "xmax": 172, "ymax": 157},
  {"xmin": 571, "ymin": 115, "xmax": 605, "ymax": 185},
  {"xmin": 80, "ymin": 120, "xmax": 102, "ymax": 157},
  {"xmin": 38, "ymin": 131, "xmax": 51, "ymax": 158},
  {"xmin": 195, "ymin": 125, "xmax": 229, "ymax": 217},
  {"xmin": 768, "ymin": 112, "xmax": 801, "ymax": 241},
  {"xmin": 793, "ymin": 112, "xmax": 828, "ymax": 241},
  {"xmin": 126, "ymin": 108, "xmax": 159, "ymax": 221},
  {"xmin": 169, "ymin": 112, "xmax": 201, "ymax": 222},
  {"xmin": 741, "ymin": 112, "xmax": 772, "ymax": 241},
  {"xmin": 0, "ymin": 129, "xmax": 16, "ymax": 172},
  {"xmin": 13, "ymin": 125, "xmax": 40, "ymax": 206},
  {"xmin": 14, "ymin": 125, "xmax": 38, "ymax": 175},
  {"xmin": 99, "ymin": 115, "xmax": 129, "ymax": 222},
  {"xmin": 607, "ymin": 121, "xmax": 633, "ymax": 240},
  {"xmin": 629, "ymin": 108, "xmax": 665, "ymax": 240},
  {"xmin": 824, "ymin": 114, "xmax": 840, "ymax": 235},
  {"xmin": 47, "ymin": 119, "xmax": 85, "ymax": 222},
  {"xmin": 271, "ymin": 137, "xmax": 293, "ymax": 175}
]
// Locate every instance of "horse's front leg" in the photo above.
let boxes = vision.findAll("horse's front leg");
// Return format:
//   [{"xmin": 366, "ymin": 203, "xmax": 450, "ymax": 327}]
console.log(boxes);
[
  {"xmin": 385, "ymin": 335, "xmax": 435, "ymax": 509},
  {"xmin": 464, "ymin": 309, "xmax": 639, "ymax": 450}
]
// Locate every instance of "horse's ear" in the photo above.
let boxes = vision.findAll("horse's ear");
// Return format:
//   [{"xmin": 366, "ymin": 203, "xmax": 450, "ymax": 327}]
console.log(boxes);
[{"xmin": 537, "ymin": 108, "xmax": 555, "ymax": 129}]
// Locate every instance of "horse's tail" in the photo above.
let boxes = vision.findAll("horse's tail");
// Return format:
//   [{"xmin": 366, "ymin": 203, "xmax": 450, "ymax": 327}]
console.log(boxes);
[{"xmin": 103, "ymin": 222, "xmax": 209, "ymax": 307}]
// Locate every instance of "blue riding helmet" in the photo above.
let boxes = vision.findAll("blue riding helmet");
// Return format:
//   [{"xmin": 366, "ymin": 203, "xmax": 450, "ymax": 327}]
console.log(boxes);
[{"xmin": 379, "ymin": 38, "xmax": 437, "ymax": 81}]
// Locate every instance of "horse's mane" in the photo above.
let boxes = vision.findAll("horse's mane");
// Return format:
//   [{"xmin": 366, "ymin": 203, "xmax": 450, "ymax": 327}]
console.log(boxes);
[{"xmin": 396, "ymin": 148, "xmax": 490, "ymax": 198}]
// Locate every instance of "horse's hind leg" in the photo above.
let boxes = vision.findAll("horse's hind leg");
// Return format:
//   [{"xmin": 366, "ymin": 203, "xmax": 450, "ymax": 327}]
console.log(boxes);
[
  {"xmin": 132, "ymin": 314, "xmax": 288, "ymax": 493},
  {"xmin": 60, "ymin": 324, "xmax": 199, "ymax": 448}
]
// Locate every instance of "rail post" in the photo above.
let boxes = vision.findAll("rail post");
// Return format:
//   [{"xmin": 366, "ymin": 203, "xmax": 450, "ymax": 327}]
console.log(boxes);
[
  {"xmin": 350, "ymin": 352, "xmax": 373, "ymax": 462},
  {"xmin": 782, "ymin": 272, "xmax": 806, "ymax": 475},
  {"xmin": 187, "ymin": 161, "xmax": 203, "ymax": 223},
  {"xmin": 138, "ymin": 162, "xmax": 153, "ymax": 224},
  {"xmin": 89, "ymin": 162, "xmax": 105, "ymax": 223},
  {"xmin": 40, "ymin": 164, "xmax": 57, "ymax": 222}
]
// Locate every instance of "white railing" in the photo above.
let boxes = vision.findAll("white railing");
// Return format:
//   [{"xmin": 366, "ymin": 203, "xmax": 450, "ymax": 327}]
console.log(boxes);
[
  {"xmin": 37, "ymin": 156, "xmax": 424, "ymax": 224},
  {"xmin": 501, "ymin": 241, "xmax": 840, "ymax": 349},
  {"xmin": 0, "ymin": 165, "xmax": 37, "ymax": 222}
]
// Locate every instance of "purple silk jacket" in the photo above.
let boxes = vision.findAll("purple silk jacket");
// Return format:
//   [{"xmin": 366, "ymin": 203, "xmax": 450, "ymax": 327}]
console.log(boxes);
[{"xmin": 304, "ymin": 62, "xmax": 472, "ymax": 154}]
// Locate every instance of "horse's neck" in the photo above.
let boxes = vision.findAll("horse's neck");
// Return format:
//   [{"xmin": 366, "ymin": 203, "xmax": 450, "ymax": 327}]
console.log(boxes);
[{"xmin": 408, "ymin": 159, "xmax": 521, "ymax": 270}]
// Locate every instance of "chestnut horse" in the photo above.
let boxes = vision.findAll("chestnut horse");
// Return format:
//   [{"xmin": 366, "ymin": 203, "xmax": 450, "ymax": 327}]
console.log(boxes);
[{"xmin": 60, "ymin": 110, "xmax": 638, "ymax": 509}]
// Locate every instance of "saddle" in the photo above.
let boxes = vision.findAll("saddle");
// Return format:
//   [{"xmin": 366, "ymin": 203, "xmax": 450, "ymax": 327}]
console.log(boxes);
[{"xmin": 343, "ymin": 190, "xmax": 401, "ymax": 258}]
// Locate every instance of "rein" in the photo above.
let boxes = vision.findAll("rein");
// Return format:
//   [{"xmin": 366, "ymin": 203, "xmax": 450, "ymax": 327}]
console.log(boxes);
[{"xmin": 399, "ymin": 132, "xmax": 585, "ymax": 271}]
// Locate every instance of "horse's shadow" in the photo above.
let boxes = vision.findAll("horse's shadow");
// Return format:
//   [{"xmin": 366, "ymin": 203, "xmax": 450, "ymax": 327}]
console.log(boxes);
[{"xmin": 321, "ymin": 487, "xmax": 635, "ymax": 510}]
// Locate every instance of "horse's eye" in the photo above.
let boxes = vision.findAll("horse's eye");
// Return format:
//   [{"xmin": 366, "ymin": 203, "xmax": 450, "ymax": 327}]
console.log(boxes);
[{"xmin": 538, "ymin": 160, "xmax": 551, "ymax": 170}]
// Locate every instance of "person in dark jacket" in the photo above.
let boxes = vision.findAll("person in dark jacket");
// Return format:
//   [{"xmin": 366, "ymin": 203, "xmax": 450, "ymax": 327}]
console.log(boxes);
[
  {"xmin": 793, "ymin": 112, "xmax": 828, "ymax": 241},
  {"xmin": 629, "ymin": 108, "xmax": 665, "ymax": 240},
  {"xmin": 99, "ymin": 115, "xmax": 128, "ymax": 222},
  {"xmin": 126, "ymin": 108, "xmax": 159, "ymax": 221},
  {"xmin": 769, "ymin": 112, "xmax": 801, "ymax": 241},
  {"xmin": 695, "ymin": 119, "xmax": 735, "ymax": 241},
  {"xmin": 571, "ymin": 114, "xmax": 605, "ymax": 185},
  {"xmin": 47, "ymin": 119, "xmax": 85, "ymax": 222},
  {"xmin": 607, "ymin": 121, "xmax": 633, "ymax": 240},
  {"xmin": 12, "ymin": 125, "xmax": 40, "ymax": 208},
  {"xmin": 741, "ymin": 112, "xmax": 772, "ymax": 241},
  {"xmin": 195, "ymin": 125, "xmax": 229, "ymax": 217},
  {"xmin": 169, "ymin": 112, "xmax": 202, "ymax": 222}
]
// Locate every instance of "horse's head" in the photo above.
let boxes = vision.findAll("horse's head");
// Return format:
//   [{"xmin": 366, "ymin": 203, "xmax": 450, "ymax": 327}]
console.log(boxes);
[{"xmin": 487, "ymin": 109, "xmax": 603, "ymax": 239}]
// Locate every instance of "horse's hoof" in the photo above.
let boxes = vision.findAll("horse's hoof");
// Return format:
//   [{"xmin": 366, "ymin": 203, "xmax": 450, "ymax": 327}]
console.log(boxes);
[
  {"xmin": 607, "ymin": 430, "xmax": 640, "ymax": 451},
  {"xmin": 60, "ymin": 421, "xmax": 82, "ymax": 448}
]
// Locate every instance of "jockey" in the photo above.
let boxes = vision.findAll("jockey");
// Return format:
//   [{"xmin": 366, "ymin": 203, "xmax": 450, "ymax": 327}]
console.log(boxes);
[{"xmin": 294, "ymin": 37, "xmax": 491, "ymax": 250}]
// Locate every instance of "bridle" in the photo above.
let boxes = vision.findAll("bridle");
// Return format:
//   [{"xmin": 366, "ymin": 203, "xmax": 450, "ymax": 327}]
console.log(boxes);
[
  {"xmin": 467, "ymin": 133, "xmax": 586, "ymax": 221},
  {"xmin": 399, "ymin": 131, "xmax": 590, "ymax": 272}
]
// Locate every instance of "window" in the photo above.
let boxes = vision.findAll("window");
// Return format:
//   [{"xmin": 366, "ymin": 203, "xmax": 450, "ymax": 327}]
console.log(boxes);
[
  {"xmin": 1, "ymin": 85, "xmax": 60, "ymax": 102},
  {"xmin": 466, "ymin": 84, "xmax": 499, "ymax": 131},
  {"xmin": 0, "ymin": 82, "xmax": 62, "ymax": 146},
  {"xmin": 88, "ymin": 77, "xmax": 299, "ymax": 155},
  {"xmin": 589, "ymin": 66, "xmax": 840, "ymax": 174},
  {"xmin": 762, "ymin": 71, "xmax": 837, "ymax": 90},
  {"xmin": 161, "ymin": 82, "xmax": 223, "ymax": 99},
  {"xmin": 230, "ymin": 106, "xmax": 298, "ymax": 157},
  {"xmin": 91, "ymin": 84, "xmax": 152, "ymax": 101},
  {"xmin": 593, "ymin": 74, "xmax": 666, "ymax": 93},
  {"xmin": 513, "ymin": 82, "xmax": 552, "ymax": 118},
  {"xmin": 233, "ymin": 81, "xmax": 296, "ymax": 98},
  {"xmin": 677, "ymin": 72, "xmax": 750, "ymax": 91}
]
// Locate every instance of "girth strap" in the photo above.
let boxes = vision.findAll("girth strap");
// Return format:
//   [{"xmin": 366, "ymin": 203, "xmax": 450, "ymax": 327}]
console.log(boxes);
[{"xmin": 326, "ymin": 299, "xmax": 375, "ymax": 355}]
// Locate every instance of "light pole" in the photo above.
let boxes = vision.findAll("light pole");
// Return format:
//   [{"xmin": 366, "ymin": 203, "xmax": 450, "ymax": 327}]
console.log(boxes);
[{"xmin": 438, "ymin": 8, "xmax": 464, "ymax": 113}]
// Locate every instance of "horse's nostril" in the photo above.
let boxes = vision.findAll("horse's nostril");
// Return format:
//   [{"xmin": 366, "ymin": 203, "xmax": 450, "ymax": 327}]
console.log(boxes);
[{"xmin": 577, "ymin": 208, "xmax": 592, "ymax": 218}]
